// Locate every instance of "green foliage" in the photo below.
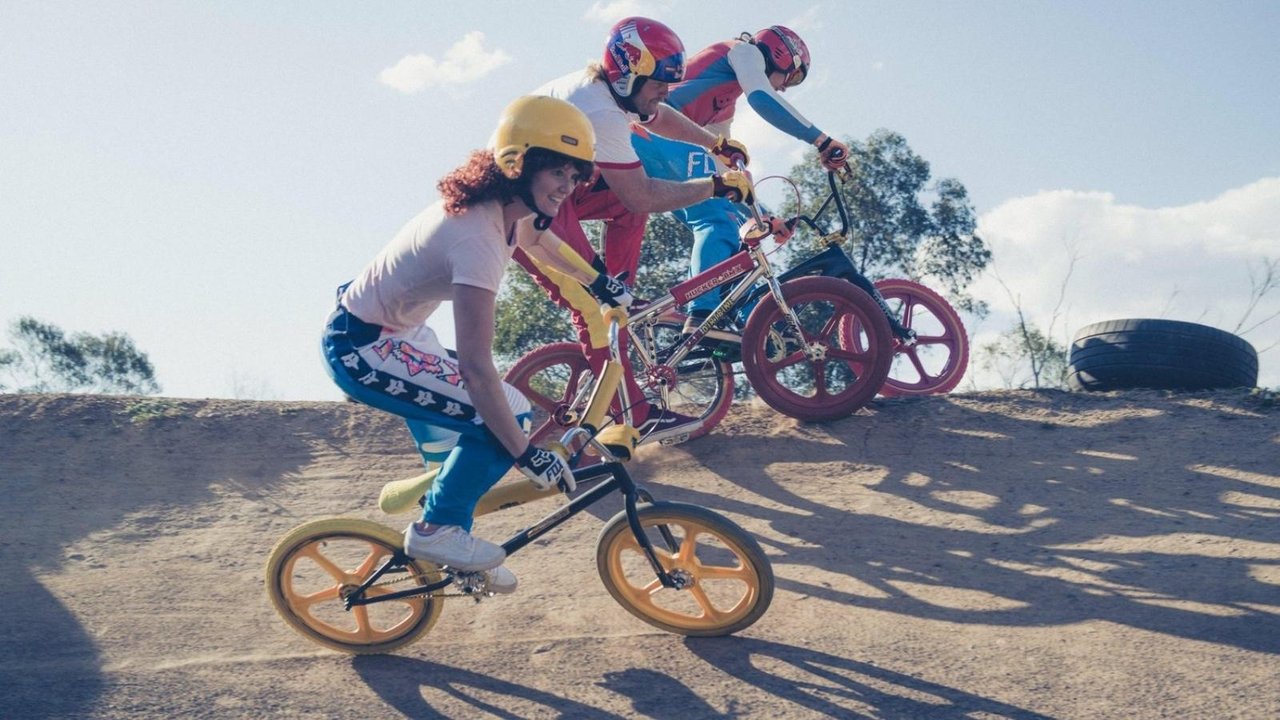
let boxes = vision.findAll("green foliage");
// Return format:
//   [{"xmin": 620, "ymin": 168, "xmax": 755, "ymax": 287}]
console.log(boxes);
[
  {"xmin": 979, "ymin": 325, "xmax": 1069, "ymax": 390},
  {"xmin": 779, "ymin": 130, "xmax": 990, "ymax": 316},
  {"xmin": 0, "ymin": 316, "xmax": 161, "ymax": 395},
  {"xmin": 629, "ymin": 214, "xmax": 696, "ymax": 300},
  {"xmin": 124, "ymin": 398, "xmax": 182, "ymax": 423}
]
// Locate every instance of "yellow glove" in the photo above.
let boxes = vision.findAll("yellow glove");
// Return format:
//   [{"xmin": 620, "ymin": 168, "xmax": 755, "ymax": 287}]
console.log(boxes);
[
  {"xmin": 710, "ymin": 135, "xmax": 750, "ymax": 168},
  {"xmin": 711, "ymin": 171, "xmax": 755, "ymax": 205}
]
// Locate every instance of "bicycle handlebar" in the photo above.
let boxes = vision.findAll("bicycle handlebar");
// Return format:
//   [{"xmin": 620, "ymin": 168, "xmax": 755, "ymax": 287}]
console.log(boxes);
[{"xmin": 730, "ymin": 159, "xmax": 851, "ymax": 246}]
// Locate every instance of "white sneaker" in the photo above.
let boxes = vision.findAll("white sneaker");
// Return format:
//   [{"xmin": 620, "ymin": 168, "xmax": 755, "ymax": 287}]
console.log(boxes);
[
  {"xmin": 403, "ymin": 523, "xmax": 505, "ymax": 572},
  {"xmin": 484, "ymin": 566, "xmax": 518, "ymax": 594}
]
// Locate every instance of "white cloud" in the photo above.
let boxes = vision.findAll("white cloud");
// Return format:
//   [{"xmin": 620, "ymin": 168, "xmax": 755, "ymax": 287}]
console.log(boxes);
[
  {"xmin": 966, "ymin": 178, "xmax": 1280, "ymax": 388},
  {"xmin": 583, "ymin": 0, "xmax": 672, "ymax": 24},
  {"xmin": 378, "ymin": 32, "xmax": 511, "ymax": 94},
  {"xmin": 783, "ymin": 5, "xmax": 826, "ymax": 34}
]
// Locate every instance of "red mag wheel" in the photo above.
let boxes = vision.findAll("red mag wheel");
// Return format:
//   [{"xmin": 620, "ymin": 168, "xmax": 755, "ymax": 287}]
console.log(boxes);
[
  {"xmin": 869, "ymin": 279, "xmax": 968, "ymax": 396},
  {"xmin": 741, "ymin": 276, "xmax": 892, "ymax": 421}
]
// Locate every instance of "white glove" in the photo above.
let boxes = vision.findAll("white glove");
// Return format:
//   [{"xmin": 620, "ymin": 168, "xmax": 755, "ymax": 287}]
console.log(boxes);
[{"xmin": 514, "ymin": 444, "xmax": 576, "ymax": 493}]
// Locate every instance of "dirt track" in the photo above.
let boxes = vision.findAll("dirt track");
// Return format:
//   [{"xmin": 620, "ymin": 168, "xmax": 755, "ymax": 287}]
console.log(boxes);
[{"xmin": 2, "ymin": 390, "xmax": 1278, "ymax": 719}]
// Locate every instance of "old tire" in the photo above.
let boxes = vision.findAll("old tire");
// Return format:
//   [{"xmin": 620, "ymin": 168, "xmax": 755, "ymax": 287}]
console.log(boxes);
[{"xmin": 1067, "ymin": 319, "xmax": 1258, "ymax": 392}]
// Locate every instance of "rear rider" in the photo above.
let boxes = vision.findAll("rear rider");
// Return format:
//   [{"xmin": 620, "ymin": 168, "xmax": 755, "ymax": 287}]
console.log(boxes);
[
  {"xmin": 322, "ymin": 97, "xmax": 605, "ymax": 594},
  {"xmin": 633, "ymin": 26, "xmax": 851, "ymax": 340}
]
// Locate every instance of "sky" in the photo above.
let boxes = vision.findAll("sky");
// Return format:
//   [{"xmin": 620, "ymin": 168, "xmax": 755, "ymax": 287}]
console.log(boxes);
[{"xmin": 2, "ymin": 0, "xmax": 1277, "ymax": 400}]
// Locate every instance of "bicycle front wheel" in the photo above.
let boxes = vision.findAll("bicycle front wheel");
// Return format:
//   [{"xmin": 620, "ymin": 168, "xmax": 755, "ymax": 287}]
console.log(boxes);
[
  {"xmin": 265, "ymin": 518, "xmax": 444, "ymax": 654},
  {"xmin": 872, "ymin": 279, "xmax": 969, "ymax": 396},
  {"xmin": 596, "ymin": 502, "xmax": 773, "ymax": 636},
  {"xmin": 741, "ymin": 276, "xmax": 893, "ymax": 421},
  {"xmin": 503, "ymin": 342, "xmax": 594, "ymax": 446}
]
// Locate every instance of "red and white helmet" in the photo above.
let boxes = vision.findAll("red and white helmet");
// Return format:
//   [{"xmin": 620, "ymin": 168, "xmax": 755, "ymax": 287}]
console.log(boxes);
[
  {"xmin": 753, "ymin": 25, "xmax": 810, "ymax": 87},
  {"xmin": 602, "ymin": 17, "xmax": 686, "ymax": 97}
]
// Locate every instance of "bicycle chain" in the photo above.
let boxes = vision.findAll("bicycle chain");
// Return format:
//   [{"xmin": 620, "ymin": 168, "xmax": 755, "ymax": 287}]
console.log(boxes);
[{"xmin": 361, "ymin": 569, "xmax": 477, "ymax": 599}]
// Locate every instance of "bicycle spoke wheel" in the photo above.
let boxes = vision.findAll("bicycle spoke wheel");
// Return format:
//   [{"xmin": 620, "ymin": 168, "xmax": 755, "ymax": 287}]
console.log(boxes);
[
  {"xmin": 596, "ymin": 502, "xmax": 773, "ymax": 637},
  {"xmin": 741, "ymin": 276, "xmax": 893, "ymax": 421},
  {"xmin": 640, "ymin": 322, "xmax": 735, "ymax": 440},
  {"xmin": 265, "ymin": 518, "xmax": 443, "ymax": 655},
  {"xmin": 871, "ymin": 279, "xmax": 969, "ymax": 396},
  {"xmin": 503, "ymin": 343, "xmax": 594, "ymax": 446}
]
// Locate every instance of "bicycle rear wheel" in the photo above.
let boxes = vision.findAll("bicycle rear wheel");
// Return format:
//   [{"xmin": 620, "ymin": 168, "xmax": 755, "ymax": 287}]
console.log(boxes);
[
  {"xmin": 596, "ymin": 501, "xmax": 773, "ymax": 636},
  {"xmin": 639, "ymin": 321, "xmax": 735, "ymax": 440},
  {"xmin": 741, "ymin": 276, "xmax": 893, "ymax": 421},
  {"xmin": 870, "ymin": 279, "xmax": 968, "ymax": 396},
  {"xmin": 265, "ymin": 518, "xmax": 444, "ymax": 654}
]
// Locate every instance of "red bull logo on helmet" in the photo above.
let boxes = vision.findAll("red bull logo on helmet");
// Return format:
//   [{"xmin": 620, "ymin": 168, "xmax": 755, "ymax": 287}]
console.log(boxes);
[{"xmin": 608, "ymin": 21, "xmax": 655, "ymax": 77}]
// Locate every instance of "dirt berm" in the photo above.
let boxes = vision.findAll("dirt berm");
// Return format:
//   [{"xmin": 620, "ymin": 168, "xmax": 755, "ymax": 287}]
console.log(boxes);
[{"xmin": 2, "ymin": 389, "xmax": 1277, "ymax": 719}]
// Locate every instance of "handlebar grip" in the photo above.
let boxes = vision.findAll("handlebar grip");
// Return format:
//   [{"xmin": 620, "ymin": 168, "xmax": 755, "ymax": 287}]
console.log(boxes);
[{"xmin": 600, "ymin": 305, "xmax": 629, "ymax": 329}]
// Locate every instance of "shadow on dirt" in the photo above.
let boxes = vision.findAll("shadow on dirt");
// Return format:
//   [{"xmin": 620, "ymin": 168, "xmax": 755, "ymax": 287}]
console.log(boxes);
[
  {"xmin": 0, "ymin": 395, "xmax": 349, "ymax": 719},
  {"xmin": 687, "ymin": 636, "xmax": 1053, "ymax": 719},
  {"xmin": 352, "ymin": 655, "xmax": 624, "ymax": 719},
  {"xmin": 351, "ymin": 638, "xmax": 1052, "ymax": 718},
  {"xmin": 675, "ymin": 390, "xmax": 1280, "ymax": 654}
]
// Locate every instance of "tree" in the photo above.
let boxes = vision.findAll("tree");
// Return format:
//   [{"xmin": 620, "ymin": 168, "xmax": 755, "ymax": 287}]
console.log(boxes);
[
  {"xmin": 974, "ymin": 243, "xmax": 1078, "ymax": 391},
  {"xmin": 0, "ymin": 317, "xmax": 161, "ymax": 394},
  {"xmin": 978, "ymin": 321, "xmax": 1070, "ymax": 390},
  {"xmin": 779, "ymin": 129, "xmax": 991, "ymax": 315}
]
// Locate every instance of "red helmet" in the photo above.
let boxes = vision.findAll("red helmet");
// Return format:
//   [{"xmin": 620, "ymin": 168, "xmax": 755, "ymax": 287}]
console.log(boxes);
[
  {"xmin": 602, "ymin": 17, "xmax": 686, "ymax": 98},
  {"xmin": 753, "ymin": 25, "xmax": 810, "ymax": 87}
]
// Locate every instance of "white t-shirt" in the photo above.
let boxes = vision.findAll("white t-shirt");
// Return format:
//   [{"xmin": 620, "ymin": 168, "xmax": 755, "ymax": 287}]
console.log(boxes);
[
  {"xmin": 341, "ymin": 199, "xmax": 520, "ymax": 331},
  {"xmin": 533, "ymin": 70, "xmax": 644, "ymax": 171}
]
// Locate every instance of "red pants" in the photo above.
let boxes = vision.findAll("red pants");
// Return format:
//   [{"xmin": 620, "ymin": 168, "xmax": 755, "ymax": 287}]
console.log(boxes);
[{"xmin": 514, "ymin": 183, "xmax": 652, "ymax": 422}]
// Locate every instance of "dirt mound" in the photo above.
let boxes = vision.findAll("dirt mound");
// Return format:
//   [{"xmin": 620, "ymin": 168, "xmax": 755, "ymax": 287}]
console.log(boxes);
[{"xmin": 2, "ymin": 390, "xmax": 1278, "ymax": 719}]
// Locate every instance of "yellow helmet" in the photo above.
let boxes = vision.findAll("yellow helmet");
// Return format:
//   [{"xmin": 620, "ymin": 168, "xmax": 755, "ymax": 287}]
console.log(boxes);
[{"xmin": 492, "ymin": 96, "xmax": 595, "ymax": 180}]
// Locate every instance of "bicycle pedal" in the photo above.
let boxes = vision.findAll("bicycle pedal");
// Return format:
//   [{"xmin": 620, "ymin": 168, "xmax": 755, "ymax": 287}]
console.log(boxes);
[{"xmin": 451, "ymin": 570, "xmax": 487, "ymax": 595}]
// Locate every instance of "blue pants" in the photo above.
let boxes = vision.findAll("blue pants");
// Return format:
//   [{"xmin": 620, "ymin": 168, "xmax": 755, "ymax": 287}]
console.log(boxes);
[
  {"xmin": 631, "ymin": 131, "xmax": 751, "ymax": 315},
  {"xmin": 322, "ymin": 300, "xmax": 530, "ymax": 530}
]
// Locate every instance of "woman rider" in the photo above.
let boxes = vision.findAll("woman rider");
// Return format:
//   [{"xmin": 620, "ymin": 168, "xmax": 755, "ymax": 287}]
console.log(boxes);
[{"xmin": 322, "ymin": 96, "xmax": 605, "ymax": 593}]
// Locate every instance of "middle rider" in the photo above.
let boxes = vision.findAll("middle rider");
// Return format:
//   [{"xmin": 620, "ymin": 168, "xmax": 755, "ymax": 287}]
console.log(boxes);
[
  {"xmin": 515, "ymin": 16, "xmax": 755, "ymax": 444},
  {"xmin": 632, "ymin": 25, "xmax": 852, "ymax": 342}
]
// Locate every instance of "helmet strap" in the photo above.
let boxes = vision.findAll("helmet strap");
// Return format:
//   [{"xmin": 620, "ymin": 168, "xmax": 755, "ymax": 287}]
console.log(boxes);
[
  {"xmin": 607, "ymin": 76, "xmax": 646, "ymax": 112},
  {"xmin": 518, "ymin": 188, "xmax": 554, "ymax": 230}
]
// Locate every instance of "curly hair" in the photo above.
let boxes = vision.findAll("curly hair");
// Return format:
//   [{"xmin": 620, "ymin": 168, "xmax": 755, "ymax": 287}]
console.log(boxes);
[{"xmin": 437, "ymin": 148, "xmax": 594, "ymax": 216}]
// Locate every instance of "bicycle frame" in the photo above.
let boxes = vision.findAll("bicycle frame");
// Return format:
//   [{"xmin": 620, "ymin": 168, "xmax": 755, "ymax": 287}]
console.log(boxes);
[{"xmin": 343, "ymin": 311, "xmax": 687, "ymax": 610}]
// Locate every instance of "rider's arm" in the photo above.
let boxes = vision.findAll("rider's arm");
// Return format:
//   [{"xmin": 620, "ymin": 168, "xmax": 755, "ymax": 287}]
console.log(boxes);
[
  {"xmin": 645, "ymin": 103, "xmax": 719, "ymax": 149},
  {"xmin": 451, "ymin": 284, "xmax": 531, "ymax": 458},
  {"xmin": 600, "ymin": 164, "xmax": 714, "ymax": 214},
  {"xmin": 727, "ymin": 41, "xmax": 824, "ymax": 144},
  {"xmin": 519, "ymin": 224, "xmax": 598, "ymax": 286},
  {"xmin": 589, "ymin": 98, "xmax": 716, "ymax": 214}
]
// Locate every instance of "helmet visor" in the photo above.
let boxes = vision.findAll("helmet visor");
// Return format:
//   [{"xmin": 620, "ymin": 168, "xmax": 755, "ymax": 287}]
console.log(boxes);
[
  {"xmin": 649, "ymin": 51, "xmax": 685, "ymax": 83},
  {"xmin": 784, "ymin": 64, "xmax": 807, "ymax": 87}
]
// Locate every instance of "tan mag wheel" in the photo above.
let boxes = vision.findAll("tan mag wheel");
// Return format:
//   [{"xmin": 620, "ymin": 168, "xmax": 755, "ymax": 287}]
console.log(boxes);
[
  {"xmin": 596, "ymin": 502, "xmax": 773, "ymax": 636},
  {"xmin": 265, "ymin": 517, "xmax": 444, "ymax": 654}
]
